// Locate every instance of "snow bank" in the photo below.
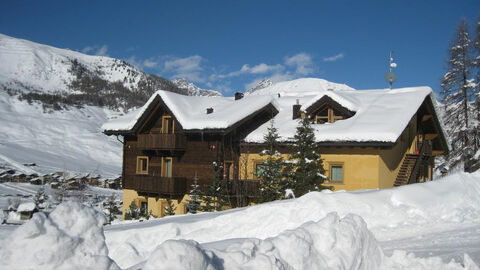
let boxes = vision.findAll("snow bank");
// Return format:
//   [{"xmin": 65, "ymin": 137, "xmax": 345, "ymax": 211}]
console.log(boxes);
[
  {"xmin": 17, "ymin": 202, "xmax": 36, "ymax": 212},
  {"xmin": 105, "ymin": 172, "xmax": 480, "ymax": 268},
  {"xmin": 0, "ymin": 201, "xmax": 119, "ymax": 270},
  {"xmin": 143, "ymin": 213, "xmax": 383, "ymax": 269}
]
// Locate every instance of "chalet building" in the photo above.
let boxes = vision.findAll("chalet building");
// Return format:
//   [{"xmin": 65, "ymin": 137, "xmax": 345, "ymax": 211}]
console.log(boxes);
[{"xmin": 103, "ymin": 80, "xmax": 448, "ymax": 218}]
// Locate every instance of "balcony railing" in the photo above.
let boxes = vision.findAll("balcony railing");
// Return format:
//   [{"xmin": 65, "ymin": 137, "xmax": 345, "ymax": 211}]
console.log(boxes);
[
  {"xmin": 128, "ymin": 175, "xmax": 187, "ymax": 195},
  {"xmin": 137, "ymin": 133, "xmax": 186, "ymax": 150}
]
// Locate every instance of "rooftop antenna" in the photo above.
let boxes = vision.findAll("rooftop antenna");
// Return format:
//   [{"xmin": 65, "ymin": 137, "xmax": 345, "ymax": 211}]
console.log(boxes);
[{"xmin": 384, "ymin": 51, "xmax": 397, "ymax": 89}]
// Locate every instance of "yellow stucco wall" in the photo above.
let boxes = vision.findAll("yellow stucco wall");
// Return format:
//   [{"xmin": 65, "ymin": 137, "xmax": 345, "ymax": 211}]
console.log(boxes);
[{"xmin": 122, "ymin": 189, "xmax": 190, "ymax": 218}]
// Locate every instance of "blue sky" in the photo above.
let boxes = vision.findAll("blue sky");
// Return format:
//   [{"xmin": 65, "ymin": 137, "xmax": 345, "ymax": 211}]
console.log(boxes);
[{"xmin": 1, "ymin": 1, "xmax": 479, "ymax": 95}]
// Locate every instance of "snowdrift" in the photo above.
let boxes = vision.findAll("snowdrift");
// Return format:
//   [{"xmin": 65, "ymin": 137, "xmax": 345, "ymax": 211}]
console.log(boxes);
[
  {"xmin": 105, "ymin": 172, "xmax": 480, "ymax": 269},
  {"xmin": 2, "ymin": 173, "xmax": 480, "ymax": 269},
  {"xmin": 0, "ymin": 201, "xmax": 119, "ymax": 270}
]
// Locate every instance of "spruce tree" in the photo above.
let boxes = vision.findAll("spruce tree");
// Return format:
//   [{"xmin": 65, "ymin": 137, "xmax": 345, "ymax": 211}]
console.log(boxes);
[
  {"xmin": 34, "ymin": 186, "xmax": 48, "ymax": 209},
  {"xmin": 201, "ymin": 162, "xmax": 229, "ymax": 212},
  {"xmin": 164, "ymin": 199, "xmax": 176, "ymax": 216},
  {"xmin": 284, "ymin": 116, "xmax": 327, "ymax": 197},
  {"xmin": 258, "ymin": 120, "xmax": 284, "ymax": 203},
  {"xmin": 106, "ymin": 194, "xmax": 120, "ymax": 222},
  {"xmin": 473, "ymin": 15, "xmax": 480, "ymax": 150},
  {"xmin": 441, "ymin": 18, "xmax": 475, "ymax": 165},
  {"xmin": 187, "ymin": 176, "xmax": 202, "ymax": 214}
]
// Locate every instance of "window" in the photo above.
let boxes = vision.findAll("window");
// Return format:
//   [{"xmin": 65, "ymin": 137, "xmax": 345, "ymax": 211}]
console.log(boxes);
[
  {"xmin": 162, "ymin": 157, "xmax": 172, "ymax": 178},
  {"xmin": 255, "ymin": 163, "xmax": 265, "ymax": 179},
  {"xmin": 136, "ymin": 156, "xmax": 148, "ymax": 174},
  {"xmin": 330, "ymin": 163, "xmax": 344, "ymax": 183},
  {"xmin": 140, "ymin": 201, "xmax": 148, "ymax": 216},
  {"xmin": 315, "ymin": 107, "xmax": 344, "ymax": 124},
  {"xmin": 224, "ymin": 161, "xmax": 234, "ymax": 181},
  {"xmin": 162, "ymin": 115, "xmax": 174, "ymax": 134}
]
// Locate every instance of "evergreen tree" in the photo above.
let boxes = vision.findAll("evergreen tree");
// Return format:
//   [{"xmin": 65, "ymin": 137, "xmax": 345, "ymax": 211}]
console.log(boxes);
[
  {"xmin": 164, "ymin": 199, "xmax": 176, "ymax": 216},
  {"xmin": 201, "ymin": 162, "xmax": 229, "ymax": 212},
  {"xmin": 441, "ymin": 18, "xmax": 475, "ymax": 164},
  {"xmin": 472, "ymin": 15, "xmax": 480, "ymax": 150},
  {"xmin": 34, "ymin": 186, "xmax": 49, "ymax": 209},
  {"xmin": 284, "ymin": 116, "xmax": 327, "ymax": 197},
  {"xmin": 124, "ymin": 201, "xmax": 140, "ymax": 220},
  {"xmin": 187, "ymin": 176, "xmax": 201, "ymax": 214},
  {"xmin": 258, "ymin": 120, "xmax": 284, "ymax": 203},
  {"xmin": 105, "ymin": 194, "xmax": 120, "ymax": 223}
]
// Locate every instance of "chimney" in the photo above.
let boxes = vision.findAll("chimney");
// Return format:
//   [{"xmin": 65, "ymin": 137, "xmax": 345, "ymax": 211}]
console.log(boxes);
[
  {"xmin": 206, "ymin": 107, "xmax": 214, "ymax": 114},
  {"xmin": 234, "ymin": 92, "xmax": 244, "ymax": 100},
  {"xmin": 292, "ymin": 99, "xmax": 301, "ymax": 120}
]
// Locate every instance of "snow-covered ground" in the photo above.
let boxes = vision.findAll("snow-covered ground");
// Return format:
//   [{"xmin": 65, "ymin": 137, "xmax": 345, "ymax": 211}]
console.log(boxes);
[
  {"xmin": 0, "ymin": 90, "xmax": 122, "ymax": 177},
  {"xmin": 1, "ymin": 172, "xmax": 480, "ymax": 269}
]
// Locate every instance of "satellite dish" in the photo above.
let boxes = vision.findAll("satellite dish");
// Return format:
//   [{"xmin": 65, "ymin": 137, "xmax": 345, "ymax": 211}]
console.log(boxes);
[{"xmin": 385, "ymin": 72, "xmax": 397, "ymax": 83}]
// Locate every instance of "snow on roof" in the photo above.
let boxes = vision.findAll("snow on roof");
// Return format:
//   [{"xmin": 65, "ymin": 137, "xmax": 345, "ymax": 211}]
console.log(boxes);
[
  {"xmin": 245, "ymin": 86, "xmax": 434, "ymax": 144},
  {"xmin": 17, "ymin": 202, "xmax": 36, "ymax": 212},
  {"xmin": 245, "ymin": 78, "xmax": 354, "ymax": 96},
  {"xmin": 102, "ymin": 90, "xmax": 275, "ymax": 132},
  {"xmin": 102, "ymin": 79, "xmax": 435, "ymax": 144}
]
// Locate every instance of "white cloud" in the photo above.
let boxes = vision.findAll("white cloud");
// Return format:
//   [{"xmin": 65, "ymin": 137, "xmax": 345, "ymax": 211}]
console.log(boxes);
[
  {"xmin": 143, "ymin": 58, "xmax": 158, "ymax": 68},
  {"xmin": 81, "ymin": 45, "xmax": 108, "ymax": 56},
  {"xmin": 323, "ymin": 53, "xmax": 344, "ymax": 62},
  {"xmin": 285, "ymin": 53, "xmax": 314, "ymax": 75},
  {"xmin": 163, "ymin": 55, "xmax": 205, "ymax": 82}
]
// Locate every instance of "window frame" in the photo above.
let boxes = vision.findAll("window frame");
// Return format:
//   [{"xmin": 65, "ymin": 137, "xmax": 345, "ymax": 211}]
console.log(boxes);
[
  {"xmin": 136, "ymin": 156, "xmax": 149, "ymax": 174},
  {"xmin": 162, "ymin": 115, "xmax": 175, "ymax": 134},
  {"xmin": 329, "ymin": 162, "xmax": 344, "ymax": 184},
  {"xmin": 162, "ymin": 157, "xmax": 173, "ymax": 178}
]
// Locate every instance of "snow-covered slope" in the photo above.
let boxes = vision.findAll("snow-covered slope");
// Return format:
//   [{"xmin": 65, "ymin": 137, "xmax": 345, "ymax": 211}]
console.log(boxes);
[
  {"xmin": 173, "ymin": 79, "xmax": 222, "ymax": 97},
  {"xmin": 0, "ymin": 90, "xmax": 122, "ymax": 177}
]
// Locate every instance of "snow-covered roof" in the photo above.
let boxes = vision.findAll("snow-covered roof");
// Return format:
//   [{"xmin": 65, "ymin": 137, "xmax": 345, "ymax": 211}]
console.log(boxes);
[
  {"xmin": 103, "ymin": 80, "xmax": 439, "ymax": 144},
  {"xmin": 245, "ymin": 86, "xmax": 434, "ymax": 144},
  {"xmin": 102, "ymin": 90, "xmax": 276, "ymax": 132},
  {"xmin": 17, "ymin": 202, "xmax": 36, "ymax": 212}
]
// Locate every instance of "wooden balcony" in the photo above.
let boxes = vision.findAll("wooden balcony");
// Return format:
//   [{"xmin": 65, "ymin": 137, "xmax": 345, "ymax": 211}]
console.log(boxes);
[
  {"xmin": 137, "ymin": 133, "xmax": 186, "ymax": 150},
  {"xmin": 128, "ymin": 175, "xmax": 187, "ymax": 195}
]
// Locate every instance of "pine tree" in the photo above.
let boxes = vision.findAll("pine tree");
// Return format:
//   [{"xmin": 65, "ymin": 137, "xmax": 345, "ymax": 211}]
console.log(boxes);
[
  {"xmin": 258, "ymin": 120, "xmax": 284, "ymax": 203},
  {"xmin": 105, "ymin": 194, "xmax": 120, "ymax": 223},
  {"xmin": 34, "ymin": 186, "xmax": 48, "ymax": 209},
  {"xmin": 124, "ymin": 201, "xmax": 140, "ymax": 220},
  {"xmin": 164, "ymin": 199, "xmax": 176, "ymax": 216},
  {"xmin": 284, "ymin": 116, "xmax": 327, "ymax": 197},
  {"xmin": 187, "ymin": 175, "xmax": 201, "ymax": 214},
  {"xmin": 472, "ymin": 15, "xmax": 480, "ymax": 151},
  {"xmin": 441, "ymin": 18, "xmax": 475, "ymax": 165},
  {"xmin": 201, "ymin": 162, "xmax": 229, "ymax": 212}
]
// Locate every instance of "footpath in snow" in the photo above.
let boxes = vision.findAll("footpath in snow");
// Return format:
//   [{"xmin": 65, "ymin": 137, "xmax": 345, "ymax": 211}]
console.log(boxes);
[{"xmin": 1, "ymin": 172, "xmax": 480, "ymax": 269}]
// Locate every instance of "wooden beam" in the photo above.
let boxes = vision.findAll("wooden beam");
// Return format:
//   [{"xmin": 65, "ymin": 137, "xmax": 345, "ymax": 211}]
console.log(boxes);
[
  {"xmin": 432, "ymin": 150, "xmax": 445, "ymax": 156},
  {"xmin": 422, "ymin": 114, "xmax": 432, "ymax": 122},
  {"xmin": 425, "ymin": 133, "xmax": 438, "ymax": 140}
]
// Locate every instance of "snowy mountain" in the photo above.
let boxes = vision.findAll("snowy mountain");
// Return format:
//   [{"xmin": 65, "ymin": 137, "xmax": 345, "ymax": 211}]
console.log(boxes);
[
  {"xmin": 245, "ymin": 78, "xmax": 273, "ymax": 94},
  {"xmin": 0, "ymin": 33, "xmax": 216, "ymax": 110},
  {"xmin": 245, "ymin": 77, "xmax": 355, "ymax": 96},
  {"xmin": 172, "ymin": 79, "xmax": 222, "ymax": 97}
]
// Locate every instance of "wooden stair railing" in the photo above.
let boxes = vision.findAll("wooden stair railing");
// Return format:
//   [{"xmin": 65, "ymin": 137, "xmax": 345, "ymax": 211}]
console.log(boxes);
[{"xmin": 394, "ymin": 141, "xmax": 432, "ymax": 186}]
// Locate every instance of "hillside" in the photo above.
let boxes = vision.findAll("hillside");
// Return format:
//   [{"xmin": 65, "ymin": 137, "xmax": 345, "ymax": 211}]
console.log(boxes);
[{"xmin": 0, "ymin": 33, "xmax": 219, "ymax": 111}]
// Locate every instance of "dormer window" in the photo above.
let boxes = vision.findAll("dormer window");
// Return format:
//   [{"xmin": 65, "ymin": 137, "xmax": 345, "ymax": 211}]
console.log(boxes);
[
  {"xmin": 314, "ymin": 106, "xmax": 344, "ymax": 124},
  {"xmin": 304, "ymin": 95, "xmax": 356, "ymax": 124}
]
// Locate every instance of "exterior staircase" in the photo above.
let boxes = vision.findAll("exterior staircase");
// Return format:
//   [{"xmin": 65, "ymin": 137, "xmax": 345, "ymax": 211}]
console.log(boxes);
[
  {"xmin": 394, "ymin": 154, "xmax": 419, "ymax": 186},
  {"xmin": 394, "ymin": 140, "xmax": 433, "ymax": 187}
]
